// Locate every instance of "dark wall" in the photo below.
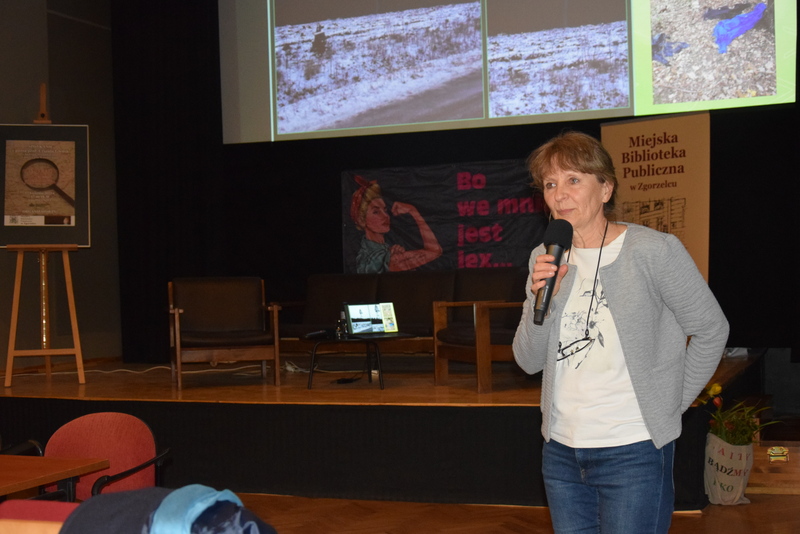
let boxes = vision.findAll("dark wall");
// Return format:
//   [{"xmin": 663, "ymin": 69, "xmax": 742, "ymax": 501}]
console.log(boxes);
[
  {"xmin": 111, "ymin": 1, "xmax": 797, "ymax": 363},
  {"xmin": 0, "ymin": 1, "xmax": 120, "ymax": 368}
]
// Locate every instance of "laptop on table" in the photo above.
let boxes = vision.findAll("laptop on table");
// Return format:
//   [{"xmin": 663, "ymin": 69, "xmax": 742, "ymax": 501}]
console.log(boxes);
[{"xmin": 344, "ymin": 302, "xmax": 410, "ymax": 339}]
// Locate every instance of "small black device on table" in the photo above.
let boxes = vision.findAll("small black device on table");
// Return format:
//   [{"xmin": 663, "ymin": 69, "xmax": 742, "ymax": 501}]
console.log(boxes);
[{"xmin": 304, "ymin": 302, "xmax": 412, "ymax": 389}]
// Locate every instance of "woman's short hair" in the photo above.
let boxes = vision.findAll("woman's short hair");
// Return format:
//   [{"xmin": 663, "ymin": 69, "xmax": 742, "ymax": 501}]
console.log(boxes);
[{"xmin": 527, "ymin": 131, "xmax": 618, "ymax": 215}]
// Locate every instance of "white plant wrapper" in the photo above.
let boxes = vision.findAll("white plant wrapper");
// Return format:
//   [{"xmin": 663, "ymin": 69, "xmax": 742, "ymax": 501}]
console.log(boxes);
[{"xmin": 704, "ymin": 432, "xmax": 753, "ymax": 505}]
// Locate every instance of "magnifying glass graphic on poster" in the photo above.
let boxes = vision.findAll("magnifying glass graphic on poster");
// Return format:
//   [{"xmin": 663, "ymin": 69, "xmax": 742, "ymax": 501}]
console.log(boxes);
[{"xmin": 20, "ymin": 158, "xmax": 75, "ymax": 207}]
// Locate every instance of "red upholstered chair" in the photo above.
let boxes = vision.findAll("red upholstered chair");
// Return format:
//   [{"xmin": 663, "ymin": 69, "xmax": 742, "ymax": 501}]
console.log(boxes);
[{"xmin": 43, "ymin": 412, "xmax": 169, "ymax": 501}]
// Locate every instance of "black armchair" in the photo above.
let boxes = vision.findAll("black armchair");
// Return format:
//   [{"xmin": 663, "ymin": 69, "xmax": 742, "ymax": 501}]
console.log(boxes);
[
  {"xmin": 169, "ymin": 277, "xmax": 281, "ymax": 388},
  {"xmin": 432, "ymin": 267, "xmax": 527, "ymax": 393}
]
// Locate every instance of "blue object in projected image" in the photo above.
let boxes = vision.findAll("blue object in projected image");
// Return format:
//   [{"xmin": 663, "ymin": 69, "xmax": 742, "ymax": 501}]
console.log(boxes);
[
  {"xmin": 713, "ymin": 3, "xmax": 767, "ymax": 53},
  {"xmin": 651, "ymin": 33, "xmax": 690, "ymax": 66}
]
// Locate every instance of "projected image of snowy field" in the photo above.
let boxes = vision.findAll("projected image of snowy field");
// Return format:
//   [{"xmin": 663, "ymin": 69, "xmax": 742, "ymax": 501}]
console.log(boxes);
[
  {"xmin": 275, "ymin": 2, "xmax": 482, "ymax": 134},
  {"xmin": 488, "ymin": 20, "xmax": 629, "ymax": 117}
]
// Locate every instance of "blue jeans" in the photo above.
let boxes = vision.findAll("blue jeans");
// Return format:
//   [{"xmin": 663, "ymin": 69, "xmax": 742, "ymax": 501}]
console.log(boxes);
[{"xmin": 542, "ymin": 439, "xmax": 675, "ymax": 534}]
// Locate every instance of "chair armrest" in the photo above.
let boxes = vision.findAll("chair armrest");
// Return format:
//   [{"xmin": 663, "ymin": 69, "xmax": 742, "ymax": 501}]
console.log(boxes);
[
  {"xmin": 91, "ymin": 448, "xmax": 171, "ymax": 496},
  {"xmin": 169, "ymin": 306, "xmax": 183, "ymax": 348},
  {"xmin": 432, "ymin": 300, "xmax": 476, "ymax": 332},
  {"xmin": 265, "ymin": 302, "xmax": 281, "ymax": 338},
  {"xmin": 433, "ymin": 300, "xmax": 482, "ymax": 308},
  {"xmin": 472, "ymin": 301, "xmax": 523, "ymax": 311},
  {"xmin": 472, "ymin": 301, "xmax": 523, "ymax": 343},
  {"xmin": 433, "ymin": 300, "xmax": 520, "ymax": 332},
  {"xmin": 0, "ymin": 439, "xmax": 43, "ymax": 456},
  {"xmin": 433, "ymin": 300, "xmax": 525, "ymax": 356}
]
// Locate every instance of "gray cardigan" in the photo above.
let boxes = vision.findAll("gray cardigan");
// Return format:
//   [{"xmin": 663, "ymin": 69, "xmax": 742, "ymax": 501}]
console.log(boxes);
[{"xmin": 513, "ymin": 223, "xmax": 729, "ymax": 449}]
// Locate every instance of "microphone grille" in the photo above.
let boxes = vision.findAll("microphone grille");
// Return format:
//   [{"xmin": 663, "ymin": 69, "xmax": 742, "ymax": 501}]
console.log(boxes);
[{"xmin": 543, "ymin": 219, "xmax": 573, "ymax": 248}]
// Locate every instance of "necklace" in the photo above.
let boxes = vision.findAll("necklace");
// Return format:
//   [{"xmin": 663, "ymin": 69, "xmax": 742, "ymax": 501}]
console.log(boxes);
[
  {"xmin": 582, "ymin": 219, "xmax": 608, "ymax": 334},
  {"xmin": 556, "ymin": 219, "xmax": 609, "ymax": 361}
]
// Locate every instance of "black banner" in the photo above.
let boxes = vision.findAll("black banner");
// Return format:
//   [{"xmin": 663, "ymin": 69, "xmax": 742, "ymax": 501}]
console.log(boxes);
[{"xmin": 342, "ymin": 159, "xmax": 547, "ymax": 273}]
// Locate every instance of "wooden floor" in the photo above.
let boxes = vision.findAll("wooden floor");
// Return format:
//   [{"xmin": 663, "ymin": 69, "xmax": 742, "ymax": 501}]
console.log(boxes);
[{"xmin": 238, "ymin": 492, "xmax": 800, "ymax": 533}]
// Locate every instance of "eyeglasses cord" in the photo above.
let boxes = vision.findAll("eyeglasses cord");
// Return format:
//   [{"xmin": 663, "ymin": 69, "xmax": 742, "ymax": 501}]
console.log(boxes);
[{"xmin": 568, "ymin": 218, "xmax": 608, "ymax": 341}]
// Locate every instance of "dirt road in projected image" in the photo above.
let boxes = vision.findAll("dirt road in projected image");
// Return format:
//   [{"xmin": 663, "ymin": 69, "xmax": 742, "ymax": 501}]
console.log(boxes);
[{"xmin": 333, "ymin": 69, "xmax": 484, "ymax": 129}]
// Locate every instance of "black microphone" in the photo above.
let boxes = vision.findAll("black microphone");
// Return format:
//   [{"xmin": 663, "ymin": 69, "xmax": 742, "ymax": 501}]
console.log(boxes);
[{"xmin": 533, "ymin": 219, "xmax": 573, "ymax": 325}]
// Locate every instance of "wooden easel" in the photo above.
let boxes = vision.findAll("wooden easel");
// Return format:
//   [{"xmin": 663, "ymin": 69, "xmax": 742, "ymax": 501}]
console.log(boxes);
[
  {"xmin": 4, "ymin": 245, "xmax": 85, "ymax": 387},
  {"xmin": 34, "ymin": 82, "xmax": 51, "ymax": 124}
]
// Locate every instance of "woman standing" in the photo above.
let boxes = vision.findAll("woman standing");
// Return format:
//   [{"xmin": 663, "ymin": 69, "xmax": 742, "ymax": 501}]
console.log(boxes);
[{"xmin": 513, "ymin": 131, "xmax": 729, "ymax": 533}]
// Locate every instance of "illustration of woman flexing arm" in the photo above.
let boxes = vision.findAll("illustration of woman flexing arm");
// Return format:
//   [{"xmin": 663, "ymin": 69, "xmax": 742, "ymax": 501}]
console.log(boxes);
[{"xmin": 350, "ymin": 176, "xmax": 442, "ymax": 273}]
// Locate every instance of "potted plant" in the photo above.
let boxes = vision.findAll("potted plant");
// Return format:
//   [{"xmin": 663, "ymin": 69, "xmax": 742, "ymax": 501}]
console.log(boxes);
[{"xmin": 702, "ymin": 383, "xmax": 775, "ymax": 505}]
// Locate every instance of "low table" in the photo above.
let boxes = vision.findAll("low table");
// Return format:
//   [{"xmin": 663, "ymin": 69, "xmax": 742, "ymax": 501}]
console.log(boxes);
[
  {"xmin": 304, "ymin": 332, "xmax": 413, "ymax": 390},
  {"xmin": 0, "ymin": 455, "xmax": 109, "ymax": 501}
]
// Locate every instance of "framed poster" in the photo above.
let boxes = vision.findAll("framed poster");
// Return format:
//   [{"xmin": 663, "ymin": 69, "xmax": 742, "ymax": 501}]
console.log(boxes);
[
  {"xmin": 601, "ymin": 112, "xmax": 710, "ymax": 279},
  {"xmin": 0, "ymin": 124, "xmax": 90, "ymax": 247}
]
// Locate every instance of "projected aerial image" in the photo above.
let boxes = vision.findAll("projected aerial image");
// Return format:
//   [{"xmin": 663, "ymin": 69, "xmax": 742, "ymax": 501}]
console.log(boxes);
[
  {"xmin": 486, "ymin": 0, "xmax": 630, "ymax": 117},
  {"xmin": 274, "ymin": 1, "xmax": 483, "ymax": 134},
  {"xmin": 651, "ymin": 0, "xmax": 776, "ymax": 104}
]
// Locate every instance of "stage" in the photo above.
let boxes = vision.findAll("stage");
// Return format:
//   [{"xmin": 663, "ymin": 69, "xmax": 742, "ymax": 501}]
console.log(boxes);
[{"xmin": 0, "ymin": 353, "xmax": 761, "ymax": 509}]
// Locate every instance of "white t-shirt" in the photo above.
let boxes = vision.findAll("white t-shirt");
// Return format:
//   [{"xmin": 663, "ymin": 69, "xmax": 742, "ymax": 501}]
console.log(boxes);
[{"xmin": 550, "ymin": 229, "xmax": 651, "ymax": 448}]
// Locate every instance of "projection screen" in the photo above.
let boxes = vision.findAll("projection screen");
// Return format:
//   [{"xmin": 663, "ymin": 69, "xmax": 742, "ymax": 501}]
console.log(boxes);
[{"xmin": 219, "ymin": 0, "xmax": 796, "ymax": 143}]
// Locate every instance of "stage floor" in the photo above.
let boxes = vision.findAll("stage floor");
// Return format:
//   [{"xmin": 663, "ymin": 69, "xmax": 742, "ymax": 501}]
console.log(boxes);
[
  {"xmin": 0, "ymin": 353, "xmax": 760, "ymax": 508},
  {"xmin": 1, "ymin": 352, "xmax": 757, "ymax": 407},
  {"xmin": 0, "ymin": 354, "xmax": 541, "ymax": 407}
]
